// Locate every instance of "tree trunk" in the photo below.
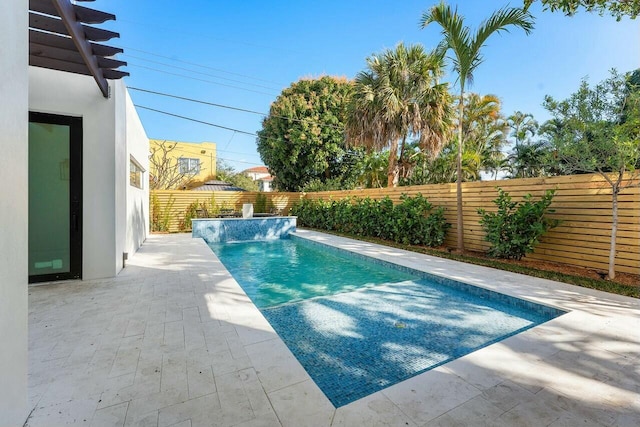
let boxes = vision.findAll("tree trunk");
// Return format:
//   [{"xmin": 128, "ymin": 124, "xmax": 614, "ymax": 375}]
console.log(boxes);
[
  {"xmin": 388, "ymin": 139, "xmax": 399, "ymax": 187},
  {"xmin": 607, "ymin": 186, "xmax": 619, "ymax": 280},
  {"xmin": 456, "ymin": 89, "xmax": 465, "ymax": 252}
]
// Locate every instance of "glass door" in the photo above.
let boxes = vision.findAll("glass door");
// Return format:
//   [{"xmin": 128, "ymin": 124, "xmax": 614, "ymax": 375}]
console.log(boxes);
[{"xmin": 28, "ymin": 112, "xmax": 82, "ymax": 283}]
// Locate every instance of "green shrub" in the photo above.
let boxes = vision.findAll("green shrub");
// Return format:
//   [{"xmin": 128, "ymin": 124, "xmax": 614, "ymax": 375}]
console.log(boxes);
[
  {"xmin": 291, "ymin": 194, "xmax": 450, "ymax": 247},
  {"xmin": 254, "ymin": 193, "xmax": 267, "ymax": 213},
  {"xmin": 178, "ymin": 200, "xmax": 200, "ymax": 231},
  {"xmin": 478, "ymin": 188, "xmax": 560, "ymax": 260},
  {"xmin": 150, "ymin": 193, "xmax": 175, "ymax": 232}
]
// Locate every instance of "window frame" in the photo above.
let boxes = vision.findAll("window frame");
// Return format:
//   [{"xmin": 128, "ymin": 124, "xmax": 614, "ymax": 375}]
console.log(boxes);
[
  {"xmin": 178, "ymin": 157, "xmax": 200, "ymax": 175},
  {"xmin": 130, "ymin": 156, "xmax": 145, "ymax": 189}
]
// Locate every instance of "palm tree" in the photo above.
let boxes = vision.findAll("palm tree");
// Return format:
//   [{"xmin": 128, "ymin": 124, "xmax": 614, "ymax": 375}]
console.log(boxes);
[
  {"xmin": 420, "ymin": 2, "xmax": 534, "ymax": 252},
  {"xmin": 346, "ymin": 43, "xmax": 452, "ymax": 187},
  {"xmin": 461, "ymin": 93, "xmax": 508, "ymax": 179},
  {"xmin": 507, "ymin": 111, "xmax": 538, "ymax": 147},
  {"xmin": 508, "ymin": 140, "xmax": 551, "ymax": 178}
]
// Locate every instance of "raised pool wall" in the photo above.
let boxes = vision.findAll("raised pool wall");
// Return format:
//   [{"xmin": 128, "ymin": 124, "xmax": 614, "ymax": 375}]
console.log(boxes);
[{"xmin": 192, "ymin": 217, "xmax": 297, "ymax": 243}]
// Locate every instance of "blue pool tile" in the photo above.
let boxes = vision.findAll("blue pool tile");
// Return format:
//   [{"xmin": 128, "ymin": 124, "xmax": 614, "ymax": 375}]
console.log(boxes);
[{"xmin": 208, "ymin": 235, "xmax": 566, "ymax": 407}]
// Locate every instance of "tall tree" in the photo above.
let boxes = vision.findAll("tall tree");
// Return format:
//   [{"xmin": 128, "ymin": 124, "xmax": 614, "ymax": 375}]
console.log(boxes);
[
  {"xmin": 420, "ymin": 2, "xmax": 535, "ymax": 252},
  {"xmin": 507, "ymin": 111, "xmax": 538, "ymax": 147},
  {"xmin": 346, "ymin": 42, "xmax": 452, "ymax": 187},
  {"xmin": 507, "ymin": 140, "xmax": 551, "ymax": 178},
  {"xmin": 524, "ymin": 0, "xmax": 640, "ymax": 20},
  {"xmin": 257, "ymin": 76, "xmax": 361, "ymax": 191},
  {"xmin": 542, "ymin": 69, "xmax": 640, "ymax": 279},
  {"xmin": 505, "ymin": 111, "xmax": 548, "ymax": 178},
  {"xmin": 461, "ymin": 93, "xmax": 509, "ymax": 180}
]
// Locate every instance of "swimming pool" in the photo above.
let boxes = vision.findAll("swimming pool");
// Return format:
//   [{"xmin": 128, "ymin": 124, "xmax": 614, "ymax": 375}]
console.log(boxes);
[{"xmin": 207, "ymin": 235, "xmax": 564, "ymax": 407}]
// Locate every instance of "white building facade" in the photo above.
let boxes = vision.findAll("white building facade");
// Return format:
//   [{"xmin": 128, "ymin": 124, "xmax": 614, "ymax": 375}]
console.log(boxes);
[{"xmin": 1, "ymin": 2, "xmax": 149, "ymax": 425}]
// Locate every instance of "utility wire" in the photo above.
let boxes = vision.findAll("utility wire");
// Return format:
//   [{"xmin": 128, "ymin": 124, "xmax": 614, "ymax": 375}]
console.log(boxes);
[
  {"xmin": 128, "ymin": 87, "xmax": 346, "ymax": 131},
  {"xmin": 121, "ymin": 46, "xmax": 285, "ymax": 86},
  {"xmin": 136, "ymin": 105, "xmax": 256, "ymax": 136},
  {"xmin": 149, "ymin": 140, "xmax": 259, "ymax": 159},
  {"xmin": 122, "ymin": 54, "xmax": 281, "ymax": 91},
  {"xmin": 128, "ymin": 65, "xmax": 278, "ymax": 96},
  {"xmin": 139, "ymin": 105, "xmax": 366, "ymax": 162}
]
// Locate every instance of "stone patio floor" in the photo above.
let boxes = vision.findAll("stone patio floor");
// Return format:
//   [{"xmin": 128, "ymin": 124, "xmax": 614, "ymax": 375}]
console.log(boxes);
[{"xmin": 26, "ymin": 231, "xmax": 639, "ymax": 426}]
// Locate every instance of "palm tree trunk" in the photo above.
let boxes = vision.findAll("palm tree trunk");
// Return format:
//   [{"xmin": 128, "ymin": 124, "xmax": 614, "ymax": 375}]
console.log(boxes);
[
  {"xmin": 388, "ymin": 139, "xmax": 399, "ymax": 187},
  {"xmin": 456, "ymin": 89, "xmax": 465, "ymax": 252}
]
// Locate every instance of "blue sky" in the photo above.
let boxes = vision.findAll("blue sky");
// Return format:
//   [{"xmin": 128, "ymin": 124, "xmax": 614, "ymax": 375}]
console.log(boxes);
[{"xmin": 103, "ymin": 1, "xmax": 639, "ymax": 171}]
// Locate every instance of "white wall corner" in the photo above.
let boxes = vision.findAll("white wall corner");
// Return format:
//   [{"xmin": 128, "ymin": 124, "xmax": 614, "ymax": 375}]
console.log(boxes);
[
  {"xmin": 0, "ymin": 1, "xmax": 29, "ymax": 425},
  {"xmin": 123, "ymin": 84, "xmax": 150, "ymax": 258}
]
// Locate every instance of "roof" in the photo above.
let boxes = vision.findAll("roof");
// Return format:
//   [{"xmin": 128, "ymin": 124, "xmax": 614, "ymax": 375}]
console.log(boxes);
[
  {"xmin": 191, "ymin": 180, "xmax": 247, "ymax": 192},
  {"xmin": 242, "ymin": 166, "xmax": 269, "ymax": 174},
  {"xmin": 28, "ymin": 0, "xmax": 128, "ymax": 98}
]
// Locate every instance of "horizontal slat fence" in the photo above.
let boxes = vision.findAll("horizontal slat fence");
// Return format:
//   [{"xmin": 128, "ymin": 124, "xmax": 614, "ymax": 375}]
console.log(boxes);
[
  {"xmin": 152, "ymin": 173, "xmax": 639, "ymax": 275},
  {"xmin": 301, "ymin": 173, "xmax": 640, "ymax": 275},
  {"xmin": 152, "ymin": 190, "xmax": 300, "ymax": 232}
]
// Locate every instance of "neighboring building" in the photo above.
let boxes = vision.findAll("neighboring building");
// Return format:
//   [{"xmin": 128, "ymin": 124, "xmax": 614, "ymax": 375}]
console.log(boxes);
[
  {"xmin": 2, "ymin": 2, "xmax": 148, "ymax": 425},
  {"xmin": 192, "ymin": 180, "xmax": 247, "ymax": 192},
  {"xmin": 149, "ymin": 139, "xmax": 217, "ymax": 187},
  {"xmin": 242, "ymin": 165, "xmax": 274, "ymax": 192}
]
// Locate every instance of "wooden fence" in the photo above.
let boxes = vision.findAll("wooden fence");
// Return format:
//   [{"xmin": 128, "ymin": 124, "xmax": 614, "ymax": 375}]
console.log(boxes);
[
  {"xmin": 151, "ymin": 190, "xmax": 300, "ymax": 232},
  {"xmin": 152, "ymin": 173, "xmax": 640, "ymax": 275}
]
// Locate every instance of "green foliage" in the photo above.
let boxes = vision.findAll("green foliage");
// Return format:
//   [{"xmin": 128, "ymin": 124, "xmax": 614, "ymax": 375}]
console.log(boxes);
[
  {"xmin": 355, "ymin": 151, "xmax": 389, "ymax": 188},
  {"xmin": 150, "ymin": 193, "xmax": 175, "ymax": 232},
  {"xmin": 301, "ymin": 178, "xmax": 346, "ymax": 192},
  {"xmin": 541, "ymin": 69, "xmax": 640, "ymax": 279},
  {"xmin": 346, "ymin": 43, "xmax": 452, "ymax": 187},
  {"xmin": 478, "ymin": 188, "xmax": 559, "ymax": 260},
  {"xmin": 257, "ymin": 76, "xmax": 363, "ymax": 191},
  {"xmin": 196, "ymin": 194, "xmax": 220, "ymax": 218},
  {"xmin": 178, "ymin": 200, "xmax": 200, "ymax": 231},
  {"xmin": 524, "ymin": 0, "xmax": 639, "ymax": 20},
  {"xmin": 216, "ymin": 160, "xmax": 259, "ymax": 191},
  {"xmin": 420, "ymin": 2, "xmax": 535, "ymax": 251},
  {"xmin": 254, "ymin": 193, "xmax": 267, "ymax": 213},
  {"xmin": 541, "ymin": 69, "xmax": 640, "ymax": 178},
  {"xmin": 291, "ymin": 194, "xmax": 450, "ymax": 247}
]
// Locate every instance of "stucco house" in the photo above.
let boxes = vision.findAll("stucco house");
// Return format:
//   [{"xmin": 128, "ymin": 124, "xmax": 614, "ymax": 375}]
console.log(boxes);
[
  {"xmin": 1, "ymin": 1, "xmax": 149, "ymax": 425},
  {"xmin": 149, "ymin": 139, "xmax": 217, "ymax": 188},
  {"xmin": 242, "ymin": 165, "xmax": 274, "ymax": 192}
]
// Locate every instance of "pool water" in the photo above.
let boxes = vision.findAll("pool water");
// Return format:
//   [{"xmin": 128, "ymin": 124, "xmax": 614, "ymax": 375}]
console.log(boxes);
[
  {"xmin": 208, "ymin": 238, "xmax": 418, "ymax": 308},
  {"xmin": 207, "ymin": 236, "xmax": 564, "ymax": 407}
]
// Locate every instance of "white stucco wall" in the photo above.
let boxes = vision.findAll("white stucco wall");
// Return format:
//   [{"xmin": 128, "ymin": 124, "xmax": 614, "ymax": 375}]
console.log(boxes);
[
  {"xmin": 123, "ymin": 86, "xmax": 150, "ymax": 255},
  {"xmin": 29, "ymin": 69, "xmax": 149, "ymax": 278},
  {"xmin": 0, "ymin": 2, "xmax": 29, "ymax": 425},
  {"xmin": 114, "ymin": 80, "xmax": 127, "ymax": 273},
  {"xmin": 30, "ymin": 67, "xmax": 118, "ymax": 280}
]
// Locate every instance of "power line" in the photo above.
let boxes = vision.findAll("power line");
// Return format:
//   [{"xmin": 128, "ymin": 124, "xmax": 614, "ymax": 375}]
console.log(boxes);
[
  {"xmin": 149, "ymin": 140, "xmax": 260, "ymax": 159},
  {"xmin": 136, "ymin": 105, "xmax": 257, "ymax": 136},
  {"xmin": 121, "ymin": 46, "xmax": 285, "ymax": 86},
  {"xmin": 130, "ymin": 87, "xmax": 268, "ymax": 116},
  {"xmin": 128, "ymin": 64, "xmax": 278, "ymax": 96},
  {"xmin": 128, "ymin": 87, "xmax": 346, "ymax": 131},
  {"xmin": 122, "ymin": 54, "xmax": 281, "ymax": 91},
  {"xmin": 138, "ymin": 105, "xmax": 365, "ymax": 163}
]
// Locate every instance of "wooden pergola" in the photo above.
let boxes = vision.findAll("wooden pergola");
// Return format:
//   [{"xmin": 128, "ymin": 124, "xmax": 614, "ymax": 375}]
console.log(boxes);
[{"xmin": 28, "ymin": 0, "xmax": 128, "ymax": 98}]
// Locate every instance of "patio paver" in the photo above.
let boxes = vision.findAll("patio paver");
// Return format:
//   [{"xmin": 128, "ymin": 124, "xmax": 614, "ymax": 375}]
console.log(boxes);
[{"xmin": 26, "ymin": 232, "xmax": 639, "ymax": 426}]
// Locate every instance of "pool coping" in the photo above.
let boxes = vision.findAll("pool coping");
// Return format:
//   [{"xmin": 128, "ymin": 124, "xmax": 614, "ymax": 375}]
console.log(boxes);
[{"xmin": 198, "ymin": 230, "xmax": 640, "ymax": 425}]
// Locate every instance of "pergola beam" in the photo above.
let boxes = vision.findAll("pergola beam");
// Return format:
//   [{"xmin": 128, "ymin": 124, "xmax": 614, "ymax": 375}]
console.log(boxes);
[{"xmin": 52, "ymin": 0, "xmax": 108, "ymax": 97}]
